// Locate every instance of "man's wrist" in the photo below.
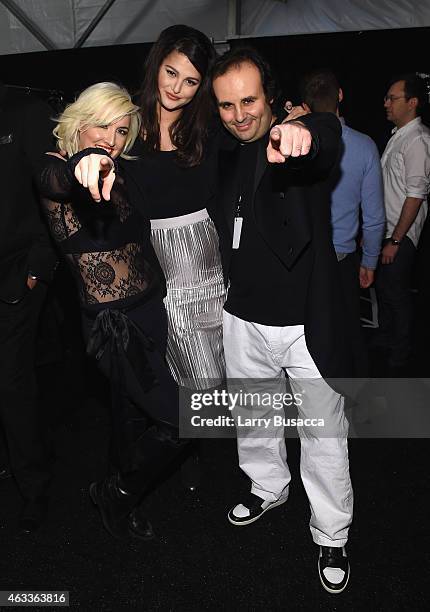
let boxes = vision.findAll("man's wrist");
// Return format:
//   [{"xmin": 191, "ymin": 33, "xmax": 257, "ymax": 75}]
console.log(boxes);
[
  {"xmin": 361, "ymin": 257, "xmax": 378, "ymax": 270},
  {"xmin": 389, "ymin": 236, "xmax": 401, "ymax": 246}
]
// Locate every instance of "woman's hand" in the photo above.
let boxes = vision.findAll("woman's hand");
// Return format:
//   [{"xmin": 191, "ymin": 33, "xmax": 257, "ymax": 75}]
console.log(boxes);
[
  {"xmin": 283, "ymin": 101, "xmax": 310, "ymax": 123},
  {"xmin": 74, "ymin": 153, "xmax": 115, "ymax": 202},
  {"xmin": 26, "ymin": 276, "xmax": 37, "ymax": 290}
]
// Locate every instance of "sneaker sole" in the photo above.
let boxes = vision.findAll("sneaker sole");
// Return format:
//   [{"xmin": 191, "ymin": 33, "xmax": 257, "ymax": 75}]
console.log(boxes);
[
  {"xmin": 318, "ymin": 560, "xmax": 350, "ymax": 594},
  {"xmin": 228, "ymin": 495, "xmax": 288, "ymax": 526}
]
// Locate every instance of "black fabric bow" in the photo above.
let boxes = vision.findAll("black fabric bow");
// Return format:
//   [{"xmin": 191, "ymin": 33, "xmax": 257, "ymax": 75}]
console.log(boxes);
[{"xmin": 86, "ymin": 308, "xmax": 158, "ymax": 393}]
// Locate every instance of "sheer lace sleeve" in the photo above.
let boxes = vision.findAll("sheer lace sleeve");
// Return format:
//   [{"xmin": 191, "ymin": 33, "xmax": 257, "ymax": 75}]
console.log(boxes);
[
  {"xmin": 41, "ymin": 197, "xmax": 82, "ymax": 244},
  {"xmin": 38, "ymin": 154, "xmax": 82, "ymax": 244},
  {"xmin": 38, "ymin": 153, "xmax": 75, "ymax": 203}
]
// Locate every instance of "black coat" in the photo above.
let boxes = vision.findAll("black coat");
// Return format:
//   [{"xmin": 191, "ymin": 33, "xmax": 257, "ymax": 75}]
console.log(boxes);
[
  {"xmin": 211, "ymin": 112, "xmax": 352, "ymax": 379},
  {"xmin": 0, "ymin": 84, "xmax": 57, "ymax": 303}
]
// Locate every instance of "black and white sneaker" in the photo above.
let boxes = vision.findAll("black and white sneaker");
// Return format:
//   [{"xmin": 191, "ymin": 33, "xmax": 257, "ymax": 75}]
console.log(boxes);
[
  {"xmin": 228, "ymin": 492, "xmax": 288, "ymax": 526},
  {"xmin": 318, "ymin": 546, "xmax": 350, "ymax": 594}
]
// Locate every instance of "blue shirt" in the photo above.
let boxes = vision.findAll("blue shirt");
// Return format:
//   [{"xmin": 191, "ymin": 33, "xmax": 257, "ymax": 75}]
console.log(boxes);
[{"xmin": 331, "ymin": 118, "xmax": 385, "ymax": 269}]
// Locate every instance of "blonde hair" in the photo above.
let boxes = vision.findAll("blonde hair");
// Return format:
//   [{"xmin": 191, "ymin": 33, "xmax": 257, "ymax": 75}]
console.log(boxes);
[{"xmin": 53, "ymin": 82, "xmax": 141, "ymax": 159}]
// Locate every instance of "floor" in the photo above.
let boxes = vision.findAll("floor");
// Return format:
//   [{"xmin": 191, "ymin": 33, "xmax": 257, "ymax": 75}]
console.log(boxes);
[{"xmin": 1, "ymin": 290, "xmax": 429, "ymax": 610}]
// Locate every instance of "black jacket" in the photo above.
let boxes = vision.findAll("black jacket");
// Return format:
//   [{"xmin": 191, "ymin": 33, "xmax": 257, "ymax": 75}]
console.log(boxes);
[
  {"xmin": 211, "ymin": 112, "xmax": 352, "ymax": 379},
  {"xmin": 0, "ymin": 84, "xmax": 57, "ymax": 303}
]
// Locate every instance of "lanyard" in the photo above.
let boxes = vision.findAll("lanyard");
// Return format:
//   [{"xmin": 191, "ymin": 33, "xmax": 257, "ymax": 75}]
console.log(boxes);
[{"xmin": 232, "ymin": 194, "xmax": 243, "ymax": 249}]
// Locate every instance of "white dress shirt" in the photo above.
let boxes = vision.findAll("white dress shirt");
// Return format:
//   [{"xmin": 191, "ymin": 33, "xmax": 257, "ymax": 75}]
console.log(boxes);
[{"xmin": 381, "ymin": 117, "xmax": 430, "ymax": 246}]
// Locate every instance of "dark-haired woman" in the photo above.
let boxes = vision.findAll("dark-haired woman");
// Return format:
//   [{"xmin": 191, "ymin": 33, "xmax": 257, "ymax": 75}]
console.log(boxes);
[{"xmin": 137, "ymin": 24, "xmax": 225, "ymax": 389}]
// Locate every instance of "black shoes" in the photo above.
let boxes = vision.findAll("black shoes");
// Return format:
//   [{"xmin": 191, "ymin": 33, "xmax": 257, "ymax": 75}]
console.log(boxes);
[
  {"xmin": 228, "ymin": 491, "xmax": 288, "ymax": 526},
  {"xmin": 90, "ymin": 473, "xmax": 154, "ymax": 541},
  {"xmin": 0, "ymin": 465, "xmax": 12, "ymax": 480},
  {"xmin": 127, "ymin": 506, "xmax": 155, "ymax": 541},
  {"xmin": 318, "ymin": 546, "xmax": 350, "ymax": 594},
  {"xmin": 19, "ymin": 496, "xmax": 49, "ymax": 534},
  {"xmin": 90, "ymin": 472, "xmax": 138, "ymax": 539}
]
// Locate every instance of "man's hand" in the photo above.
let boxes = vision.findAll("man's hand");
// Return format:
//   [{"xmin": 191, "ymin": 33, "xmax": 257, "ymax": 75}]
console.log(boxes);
[
  {"xmin": 74, "ymin": 154, "xmax": 115, "ymax": 202},
  {"xmin": 359, "ymin": 266, "xmax": 374, "ymax": 289},
  {"xmin": 26, "ymin": 276, "xmax": 37, "ymax": 290},
  {"xmin": 267, "ymin": 122, "xmax": 312, "ymax": 163},
  {"xmin": 381, "ymin": 242, "xmax": 399, "ymax": 265}
]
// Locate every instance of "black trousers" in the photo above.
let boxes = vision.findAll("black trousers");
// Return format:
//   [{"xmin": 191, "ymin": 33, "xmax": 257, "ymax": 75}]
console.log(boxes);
[
  {"xmin": 82, "ymin": 297, "xmax": 188, "ymax": 496},
  {"xmin": 0, "ymin": 282, "xmax": 51, "ymax": 500},
  {"xmin": 0, "ymin": 427, "xmax": 8, "ymax": 465},
  {"xmin": 338, "ymin": 252, "xmax": 369, "ymax": 377},
  {"xmin": 375, "ymin": 237, "xmax": 416, "ymax": 364}
]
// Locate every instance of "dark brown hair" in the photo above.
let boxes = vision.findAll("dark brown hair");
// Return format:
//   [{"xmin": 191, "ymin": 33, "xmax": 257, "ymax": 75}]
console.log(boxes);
[
  {"xmin": 388, "ymin": 73, "xmax": 428, "ymax": 115},
  {"xmin": 212, "ymin": 46, "xmax": 278, "ymax": 107},
  {"xmin": 139, "ymin": 25, "xmax": 216, "ymax": 166},
  {"xmin": 300, "ymin": 69, "xmax": 340, "ymax": 114}
]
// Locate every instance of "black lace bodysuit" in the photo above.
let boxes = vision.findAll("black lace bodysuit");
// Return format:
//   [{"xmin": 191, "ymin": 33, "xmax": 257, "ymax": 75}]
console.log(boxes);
[{"xmin": 38, "ymin": 149, "xmax": 164, "ymax": 312}]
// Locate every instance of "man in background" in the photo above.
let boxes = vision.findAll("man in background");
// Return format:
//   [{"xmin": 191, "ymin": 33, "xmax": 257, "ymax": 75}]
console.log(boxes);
[
  {"xmin": 375, "ymin": 74, "xmax": 430, "ymax": 370},
  {"xmin": 295, "ymin": 69, "xmax": 385, "ymax": 376},
  {"xmin": 0, "ymin": 82, "xmax": 57, "ymax": 532}
]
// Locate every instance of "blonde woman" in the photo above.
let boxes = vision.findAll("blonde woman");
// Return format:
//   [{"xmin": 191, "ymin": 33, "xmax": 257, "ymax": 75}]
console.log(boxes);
[
  {"xmin": 38, "ymin": 82, "xmax": 188, "ymax": 541},
  {"xmin": 70, "ymin": 27, "xmax": 226, "ymax": 392}
]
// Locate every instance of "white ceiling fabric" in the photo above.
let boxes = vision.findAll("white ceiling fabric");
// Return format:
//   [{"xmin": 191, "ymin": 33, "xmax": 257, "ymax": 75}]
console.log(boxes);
[
  {"xmin": 0, "ymin": 0, "xmax": 228, "ymax": 54},
  {"xmin": 0, "ymin": 0, "xmax": 428, "ymax": 56},
  {"xmin": 241, "ymin": 0, "xmax": 430, "ymax": 38}
]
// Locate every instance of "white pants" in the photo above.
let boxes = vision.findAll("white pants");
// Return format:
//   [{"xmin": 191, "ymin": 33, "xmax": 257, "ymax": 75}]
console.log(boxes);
[{"xmin": 223, "ymin": 311, "xmax": 353, "ymax": 547}]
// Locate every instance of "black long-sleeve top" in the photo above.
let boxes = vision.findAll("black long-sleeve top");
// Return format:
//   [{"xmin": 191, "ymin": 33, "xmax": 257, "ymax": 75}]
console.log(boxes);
[
  {"xmin": 127, "ymin": 137, "xmax": 218, "ymax": 220},
  {"xmin": 37, "ymin": 149, "xmax": 165, "ymax": 312}
]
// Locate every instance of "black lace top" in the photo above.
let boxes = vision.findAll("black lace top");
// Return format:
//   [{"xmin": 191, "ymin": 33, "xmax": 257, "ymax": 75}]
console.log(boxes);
[{"xmin": 38, "ymin": 149, "xmax": 164, "ymax": 312}]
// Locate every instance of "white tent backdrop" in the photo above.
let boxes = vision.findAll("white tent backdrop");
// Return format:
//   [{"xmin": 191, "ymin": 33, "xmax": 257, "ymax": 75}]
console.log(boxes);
[
  {"xmin": 242, "ymin": 0, "xmax": 430, "ymax": 37},
  {"xmin": 0, "ymin": 0, "xmax": 429, "ymax": 56}
]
